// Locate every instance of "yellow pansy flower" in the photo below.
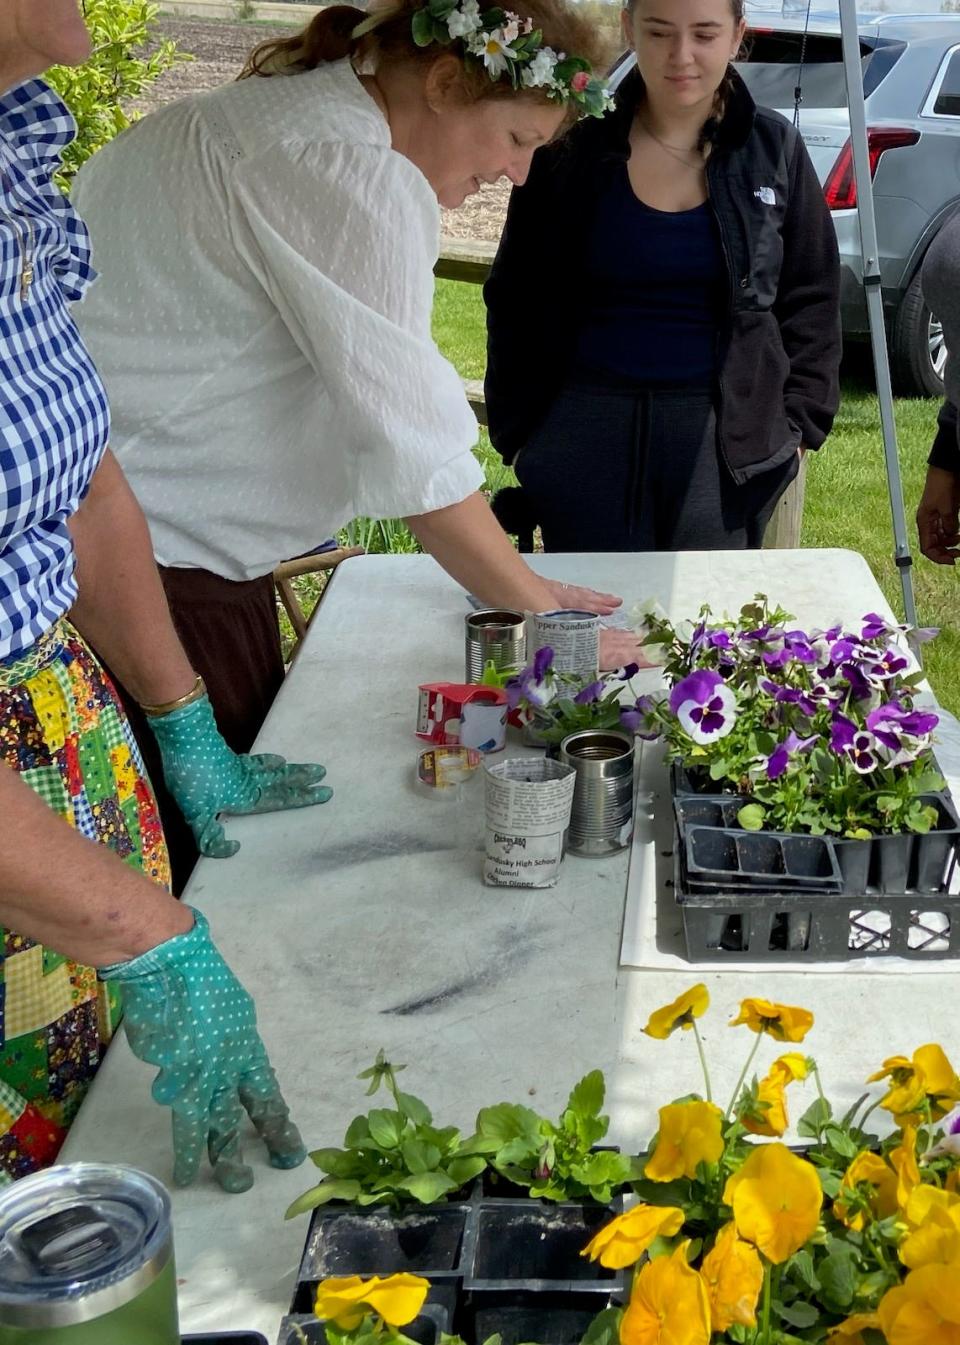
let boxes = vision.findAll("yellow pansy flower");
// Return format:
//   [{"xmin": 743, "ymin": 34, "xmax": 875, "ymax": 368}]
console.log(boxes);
[
  {"xmin": 900, "ymin": 1187, "xmax": 960, "ymax": 1270},
  {"xmin": 723, "ymin": 1142, "xmax": 822, "ymax": 1264},
  {"xmin": 867, "ymin": 1043, "xmax": 959, "ymax": 1123},
  {"xmin": 891, "ymin": 1123, "xmax": 921, "ymax": 1211},
  {"xmin": 314, "ymin": 1274, "xmax": 429, "ymax": 1329},
  {"xmin": 743, "ymin": 1054, "xmax": 810, "ymax": 1138},
  {"xmin": 867, "ymin": 1054, "xmax": 927, "ymax": 1120},
  {"xmin": 700, "ymin": 1220, "xmax": 764, "ymax": 1332},
  {"xmin": 904, "ymin": 1185, "xmax": 960, "ymax": 1230},
  {"xmin": 878, "ymin": 1263, "xmax": 960, "ymax": 1345},
  {"xmin": 644, "ymin": 1100, "xmax": 725, "ymax": 1183},
  {"xmin": 825, "ymin": 1311, "xmax": 881, "ymax": 1345},
  {"xmin": 833, "ymin": 1150, "xmax": 897, "ymax": 1231},
  {"xmin": 729, "ymin": 997, "xmax": 814, "ymax": 1043},
  {"xmin": 914, "ymin": 1044, "xmax": 960, "ymax": 1120},
  {"xmin": 643, "ymin": 984, "xmax": 710, "ymax": 1040},
  {"xmin": 581, "ymin": 1203, "xmax": 685, "ymax": 1269},
  {"xmin": 620, "ymin": 1242, "xmax": 711, "ymax": 1345}
]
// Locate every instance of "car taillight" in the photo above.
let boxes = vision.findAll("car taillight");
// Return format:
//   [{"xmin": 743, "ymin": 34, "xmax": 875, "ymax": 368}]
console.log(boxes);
[{"xmin": 822, "ymin": 128, "xmax": 920, "ymax": 210}]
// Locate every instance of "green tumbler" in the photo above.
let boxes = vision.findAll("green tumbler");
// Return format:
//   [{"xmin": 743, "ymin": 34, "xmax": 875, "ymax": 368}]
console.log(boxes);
[{"xmin": 0, "ymin": 1163, "xmax": 179, "ymax": 1345}]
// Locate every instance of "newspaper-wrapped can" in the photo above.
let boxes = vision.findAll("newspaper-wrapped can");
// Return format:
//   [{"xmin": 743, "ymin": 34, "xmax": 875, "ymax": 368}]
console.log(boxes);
[
  {"xmin": 483, "ymin": 757, "xmax": 576, "ymax": 888},
  {"xmin": 529, "ymin": 609, "xmax": 599, "ymax": 678}
]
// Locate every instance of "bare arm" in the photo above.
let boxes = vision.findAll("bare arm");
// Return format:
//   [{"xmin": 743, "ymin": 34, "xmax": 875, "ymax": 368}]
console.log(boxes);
[
  {"xmin": 405, "ymin": 493, "xmax": 649, "ymax": 669},
  {"xmin": 1, "ymin": 765, "xmax": 192, "ymax": 965},
  {"xmin": 405, "ymin": 491, "xmax": 559, "ymax": 611},
  {"xmin": 68, "ymin": 449, "xmax": 196, "ymax": 707}
]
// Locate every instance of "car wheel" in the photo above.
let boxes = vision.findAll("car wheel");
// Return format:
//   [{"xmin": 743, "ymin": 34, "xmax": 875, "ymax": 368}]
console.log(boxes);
[{"xmin": 890, "ymin": 269, "xmax": 946, "ymax": 398}]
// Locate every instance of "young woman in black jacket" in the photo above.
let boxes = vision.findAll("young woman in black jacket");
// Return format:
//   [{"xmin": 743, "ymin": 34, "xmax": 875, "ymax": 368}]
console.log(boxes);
[{"xmin": 484, "ymin": 0, "xmax": 842, "ymax": 552}]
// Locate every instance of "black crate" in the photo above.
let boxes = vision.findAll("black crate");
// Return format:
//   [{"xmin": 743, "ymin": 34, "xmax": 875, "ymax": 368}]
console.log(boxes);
[
  {"xmin": 183, "ymin": 1335, "xmax": 268, "ymax": 1344},
  {"xmin": 462, "ymin": 1200, "xmax": 625, "ymax": 1295},
  {"xmin": 669, "ymin": 752, "xmax": 960, "ymax": 960},
  {"xmin": 457, "ymin": 1291, "xmax": 613, "ymax": 1345},
  {"xmin": 297, "ymin": 1203, "xmax": 469, "ymax": 1283}
]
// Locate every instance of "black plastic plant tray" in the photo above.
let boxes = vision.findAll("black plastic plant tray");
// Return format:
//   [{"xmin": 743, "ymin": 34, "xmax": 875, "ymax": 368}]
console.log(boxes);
[
  {"xmin": 684, "ymin": 825, "xmax": 842, "ymax": 890},
  {"xmin": 297, "ymin": 1202, "xmax": 469, "ymax": 1284},
  {"xmin": 458, "ymin": 1290, "xmax": 614, "ymax": 1345},
  {"xmin": 673, "ymin": 842, "xmax": 960, "ymax": 962},
  {"xmin": 183, "ymin": 1335, "xmax": 268, "ymax": 1344},
  {"xmin": 462, "ymin": 1200, "xmax": 625, "ymax": 1295},
  {"xmin": 279, "ymin": 1304, "xmax": 448, "ymax": 1345}
]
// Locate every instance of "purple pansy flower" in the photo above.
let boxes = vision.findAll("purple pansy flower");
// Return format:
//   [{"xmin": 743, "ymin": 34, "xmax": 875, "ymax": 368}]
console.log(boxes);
[
  {"xmin": 860, "ymin": 612, "xmax": 893, "ymax": 641},
  {"xmin": 505, "ymin": 645, "xmax": 556, "ymax": 711},
  {"xmin": 760, "ymin": 680, "xmax": 818, "ymax": 717},
  {"xmin": 766, "ymin": 730, "xmax": 817, "ymax": 780},
  {"xmin": 829, "ymin": 714, "xmax": 858, "ymax": 755},
  {"xmin": 848, "ymin": 730, "xmax": 880, "ymax": 774},
  {"xmin": 670, "ymin": 669, "xmax": 736, "ymax": 745},
  {"xmin": 863, "ymin": 646, "xmax": 910, "ymax": 681},
  {"xmin": 614, "ymin": 662, "xmax": 640, "ymax": 680},
  {"xmin": 621, "ymin": 694, "xmax": 660, "ymax": 739},
  {"xmin": 706, "ymin": 630, "xmax": 734, "ymax": 651},
  {"xmin": 574, "ymin": 680, "xmax": 605, "ymax": 705}
]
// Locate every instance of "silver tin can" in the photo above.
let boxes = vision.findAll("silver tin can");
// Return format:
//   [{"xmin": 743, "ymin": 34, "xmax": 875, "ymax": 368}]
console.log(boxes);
[
  {"xmin": 0, "ymin": 1163, "xmax": 178, "ymax": 1344},
  {"xmin": 529, "ymin": 609, "xmax": 599, "ymax": 678},
  {"xmin": 465, "ymin": 609, "xmax": 526, "ymax": 684},
  {"xmin": 560, "ymin": 729, "xmax": 636, "ymax": 857}
]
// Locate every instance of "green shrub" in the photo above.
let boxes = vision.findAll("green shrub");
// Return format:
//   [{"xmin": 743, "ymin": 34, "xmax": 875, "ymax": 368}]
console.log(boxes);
[{"xmin": 45, "ymin": 1, "xmax": 184, "ymax": 188}]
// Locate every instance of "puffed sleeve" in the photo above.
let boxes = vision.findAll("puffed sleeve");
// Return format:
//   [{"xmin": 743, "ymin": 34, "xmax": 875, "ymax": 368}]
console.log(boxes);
[
  {"xmin": 0, "ymin": 79, "xmax": 96, "ymax": 302},
  {"xmin": 229, "ymin": 137, "xmax": 483, "ymax": 520}
]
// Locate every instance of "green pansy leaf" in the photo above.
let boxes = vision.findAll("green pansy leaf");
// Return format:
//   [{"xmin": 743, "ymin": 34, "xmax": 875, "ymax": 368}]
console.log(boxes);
[
  {"xmin": 284, "ymin": 1179, "xmax": 361, "ymax": 1219},
  {"xmin": 797, "ymin": 1097, "xmax": 832, "ymax": 1139},
  {"xmin": 401, "ymin": 1140, "xmax": 442, "ymax": 1173},
  {"xmin": 367, "ymin": 1109, "xmax": 406, "ymax": 1150},
  {"xmin": 475, "ymin": 1102, "xmax": 544, "ymax": 1147},
  {"xmin": 775, "ymin": 1301, "xmax": 819, "ymax": 1329},
  {"xmin": 397, "ymin": 1170, "xmax": 458, "ymax": 1203},
  {"xmin": 580, "ymin": 1308, "xmax": 623, "ymax": 1345},
  {"xmin": 737, "ymin": 803, "xmax": 766, "ymax": 831},
  {"xmin": 343, "ymin": 1115, "xmax": 372, "ymax": 1148},
  {"xmin": 446, "ymin": 1155, "xmax": 488, "ymax": 1187},
  {"xmin": 817, "ymin": 1242, "xmax": 857, "ymax": 1308},
  {"xmin": 396, "ymin": 1092, "xmax": 433, "ymax": 1127},
  {"xmin": 567, "ymin": 1069, "xmax": 605, "ymax": 1120}
]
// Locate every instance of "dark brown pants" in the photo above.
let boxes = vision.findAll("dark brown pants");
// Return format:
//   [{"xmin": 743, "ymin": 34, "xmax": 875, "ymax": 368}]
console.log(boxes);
[{"xmin": 106, "ymin": 566, "xmax": 285, "ymax": 896}]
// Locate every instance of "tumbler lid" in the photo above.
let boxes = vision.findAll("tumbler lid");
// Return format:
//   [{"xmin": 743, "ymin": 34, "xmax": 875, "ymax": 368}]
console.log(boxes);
[{"xmin": 0, "ymin": 1162, "xmax": 172, "ymax": 1329}]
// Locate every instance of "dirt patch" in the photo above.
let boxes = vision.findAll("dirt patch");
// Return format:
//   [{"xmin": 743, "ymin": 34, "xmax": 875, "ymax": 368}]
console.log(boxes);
[{"xmin": 137, "ymin": 16, "xmax": 509, "ymax": 241}]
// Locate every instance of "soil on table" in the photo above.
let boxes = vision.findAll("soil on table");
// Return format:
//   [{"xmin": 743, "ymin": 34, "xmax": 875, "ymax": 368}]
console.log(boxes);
[{"xmin": 137, "ymin": 17, "xmax": 510, "ymax": 242}]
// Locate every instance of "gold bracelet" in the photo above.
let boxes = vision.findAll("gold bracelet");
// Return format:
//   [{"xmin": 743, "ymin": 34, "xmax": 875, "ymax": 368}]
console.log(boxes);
[{"xmin": 140, "ymin": 675, "xmax": 206, "ymax": 719}]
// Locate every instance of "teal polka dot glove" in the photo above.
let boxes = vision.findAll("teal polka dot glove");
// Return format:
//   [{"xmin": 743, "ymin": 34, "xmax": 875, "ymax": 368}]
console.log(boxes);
[
  {"xmin": 100, "ymin": 909, "xmax": 307, "ymax": 1194},
  {"xmin": 147, "ymin": 692, "xmax": 332, "ymax": 858}
]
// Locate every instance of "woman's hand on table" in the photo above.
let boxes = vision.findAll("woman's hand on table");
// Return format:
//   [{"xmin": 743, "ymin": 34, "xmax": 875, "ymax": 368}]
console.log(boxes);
[
  {"xmin": 100, "ymin": 908, "xmax": 306, "ymax": 1193},
  {"xmin": 600, "ymin": 627, "xmax": 658, "ymax": 672},
  {"xmin": 147, "ymin": 692, "xmax": 331, "ymax": 857},
  {"xmin": 542, "ymin": 579, "xmax": 622, "ymax": 616}
]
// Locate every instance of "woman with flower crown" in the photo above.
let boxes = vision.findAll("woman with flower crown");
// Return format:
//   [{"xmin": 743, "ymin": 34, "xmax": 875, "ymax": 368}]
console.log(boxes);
[
  {"xmin": 485, "ymin": 0, "xmax": 842, "ymax": 553},
  {"xmin": 70, "ymin": 0, "xmax": 641, "ymax": 891}
]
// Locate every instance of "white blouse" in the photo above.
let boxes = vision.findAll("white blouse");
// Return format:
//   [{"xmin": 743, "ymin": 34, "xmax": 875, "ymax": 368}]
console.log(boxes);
[{"xmin": 72, "ymin": 59, "xmax": 483, "ymax": 580}]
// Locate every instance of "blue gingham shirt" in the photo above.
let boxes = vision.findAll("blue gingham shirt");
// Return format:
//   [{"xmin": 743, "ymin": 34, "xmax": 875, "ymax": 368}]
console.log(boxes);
[{"xmin": 0, "ymin": 81, "xmax": 109, "ymax": 661}]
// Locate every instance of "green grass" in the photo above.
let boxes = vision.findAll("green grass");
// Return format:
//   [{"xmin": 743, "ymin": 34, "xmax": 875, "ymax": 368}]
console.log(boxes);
[{"xmin": 286, "ymin": 280, "xmax": 960, "ymax": 718}]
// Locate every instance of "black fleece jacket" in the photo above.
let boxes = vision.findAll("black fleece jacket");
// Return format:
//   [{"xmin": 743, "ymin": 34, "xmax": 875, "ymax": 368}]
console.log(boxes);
[{"xmin": 484, "ymin": 68, "xmax": 842, "ymax": 485}]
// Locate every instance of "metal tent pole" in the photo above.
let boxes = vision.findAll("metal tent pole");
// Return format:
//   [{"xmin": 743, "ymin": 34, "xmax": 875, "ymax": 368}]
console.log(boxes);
[{"xmin": 837, "ymin": 0, "xmax": 918, "ymax": 626}]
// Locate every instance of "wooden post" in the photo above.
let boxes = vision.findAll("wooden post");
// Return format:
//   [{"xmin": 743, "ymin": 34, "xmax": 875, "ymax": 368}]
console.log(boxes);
[{"xmin": 763, "ymin": 453, "xmax": 808, "ymax": 549}]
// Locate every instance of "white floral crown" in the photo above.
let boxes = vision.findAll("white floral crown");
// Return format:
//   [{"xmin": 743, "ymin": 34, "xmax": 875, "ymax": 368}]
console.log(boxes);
[{"xmin": 353, "ymin": 0, "xmax": 615, "ymax": 117}]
